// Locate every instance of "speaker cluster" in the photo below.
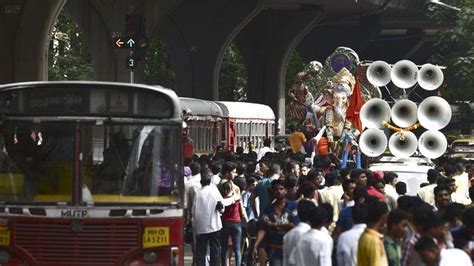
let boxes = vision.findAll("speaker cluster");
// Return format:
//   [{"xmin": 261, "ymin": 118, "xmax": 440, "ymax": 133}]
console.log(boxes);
[
  {"xmin": 366, "ymin": 60, "xmax": 444, "ymax": 91},
  {"xmin": 359, "ymin": 61, "xmax": 450, "ymax": 159}
]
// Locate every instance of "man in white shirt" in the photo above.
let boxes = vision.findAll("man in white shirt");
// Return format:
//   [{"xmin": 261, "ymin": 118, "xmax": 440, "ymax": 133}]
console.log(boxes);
[
  {"xmin": 320, "ymin": 173, "xmax": 344, "ymax": 225},
  {"xmin": 336, "ymin": 203, "xmax": 368, "ymax": 266},
  {"xmin": 193, "ymin": 173, "xmax": 224, "ymax": 266},
  {"xmin": 414, "ymin": 236, "xmax": 471, "ymax": 266},
  {"xmin": 382, "ymin": 171, "xmax": 399, "ymax": 210},
  {"xmin": 184, "ymin": 162, "xmax": 201, "ymax": 211},
  {"xmin": 452, "ymin": 163, "xmax": 471, "ymax": 204},
  {"xmin": 210, "ymin": 161, "xmax": 222, "ymax": 186},
  {"xmin": 338, "ymin": 179, "xmax": 356, "ymax": 211},
  {"xmin": 291, "ymin": 205, "xmax": 333, "ymax": 266},
  {"xmin": 184, "ymin": 162, "xmax": 202, "ymax": 262},
  {"xmin": 283, "ymin": 200, "xmax": 315, "ymax": 266},
  {"xmin": 418, "ymin": 169, "xmax": 439, "ymax": 205},
  {"xmin": 257, "ymin": 138, "xmax": 273, "ymax": 161}
]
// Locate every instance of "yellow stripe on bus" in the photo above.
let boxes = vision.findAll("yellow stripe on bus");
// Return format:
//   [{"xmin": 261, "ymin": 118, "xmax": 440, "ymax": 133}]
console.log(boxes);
[{"xmin": 33, "ymin": 194, "xmax": 177, "ymax": 203}]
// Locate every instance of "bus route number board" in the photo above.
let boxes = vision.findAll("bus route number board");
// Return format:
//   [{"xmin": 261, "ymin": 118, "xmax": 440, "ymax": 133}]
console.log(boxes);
[{"xmin": 143, "ymin": 226, "xmax": 169, "ymax": 248}]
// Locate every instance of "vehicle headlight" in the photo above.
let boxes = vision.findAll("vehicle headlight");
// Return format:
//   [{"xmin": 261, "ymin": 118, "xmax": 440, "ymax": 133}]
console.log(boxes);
[
  {"xmin": 143, "ymin": 250, "xmax": 157, "ymax": 264},
  {"xmin": 170, "ymin": 247, "xmax": 179, "ymax": 266}
]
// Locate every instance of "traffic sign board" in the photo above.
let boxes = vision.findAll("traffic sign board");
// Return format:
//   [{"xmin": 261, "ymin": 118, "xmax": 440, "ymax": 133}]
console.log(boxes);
[
  {"xmin": 126, "ymin": 56, "xmax": 137, "ymax": 69},
  {"xmin": 113, "ymin": 36, "xmax": 147, "ymax": 50},
  {"xmin": 114, "ymin": 37, "xmax": 124, "ymax": 48},
  {"xmin": 127, "ymin": 38, "xmax": 135, "ymax": 48},
  {"xmin": 114, "ymin": 37, "xmax": 135, "ymax": 49}
]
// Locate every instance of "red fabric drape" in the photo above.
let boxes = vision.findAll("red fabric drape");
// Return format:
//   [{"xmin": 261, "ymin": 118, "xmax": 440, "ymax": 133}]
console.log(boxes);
[{"xmin": 346, "ymin": 77, "xmax": 365, "ymax": 132}]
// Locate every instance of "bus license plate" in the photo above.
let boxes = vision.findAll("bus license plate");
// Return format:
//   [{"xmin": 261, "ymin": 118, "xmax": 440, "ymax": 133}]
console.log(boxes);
[
  {"xmin": 143, "ymin": 227, "xmax": 169, "ymax": 248},
  {"xmin": 0, "ymin": 227, "xmax": 10, "ymax": 246}
]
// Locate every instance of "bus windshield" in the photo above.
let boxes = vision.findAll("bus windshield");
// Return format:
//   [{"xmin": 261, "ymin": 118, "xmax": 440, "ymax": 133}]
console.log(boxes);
[{"xmin": 0, "ymin": 120, "xmax": 181, "ymax": 205}]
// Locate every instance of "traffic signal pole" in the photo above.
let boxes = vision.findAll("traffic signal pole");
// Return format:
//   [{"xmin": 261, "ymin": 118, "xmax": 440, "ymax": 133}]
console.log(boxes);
[
  {"xmin": 130, "ymin": 50, "xmax": 134, "ymax": 84},
  {"xmin": 112, "ymin": 13, "xmax": 146, "ymax": 84}
]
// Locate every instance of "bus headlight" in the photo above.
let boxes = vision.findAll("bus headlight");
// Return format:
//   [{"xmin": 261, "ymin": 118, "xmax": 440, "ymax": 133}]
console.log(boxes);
[
  {"xmin": 0, "ymin": 250, "xmax": 10, "ymax": 264},
  {"xmin": 142, "ymin": 250, "xmax": 157, "ymax": 264},
  {"xmin": 170, "ymin": 247, "xmax": 179, "ymax": 266}
]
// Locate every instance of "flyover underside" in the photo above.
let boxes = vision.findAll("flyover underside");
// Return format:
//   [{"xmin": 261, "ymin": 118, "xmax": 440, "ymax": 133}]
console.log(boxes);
[
  {"xmin": 236, "ymin": 8, "xmax": 324, "ymax": 131},
  {"xmin": 160, "ymin": 0, "xmax": 264, "ymax": 100},
  {"xmin": 0, "ymin": 0, "xmax": 65, "ymax": 84},
  {"xmin": 0, "ymin": 0, "xmax": 435, "ymax": 132}
]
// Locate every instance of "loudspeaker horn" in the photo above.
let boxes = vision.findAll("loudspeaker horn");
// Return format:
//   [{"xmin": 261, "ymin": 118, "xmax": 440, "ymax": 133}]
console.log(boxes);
[
  {"xmin": 391, "ymin": 60, "xmax": 418, "ymax": 89},
  {"xmin": 418, "ymin": 64, "xmax": 444, "ymax": 91},
  {"xmin": 418, "ymin": 130, "xmax": 448, "ymax": 159},
  {"xmin": 389, "ymin": 131, "xmax": 418, "ymax": 158},
  {"xmin": 367, "ymin": 61, "xmax": 392, "ymax": 87},
  {"xmin": 360, "ymin": 98, "xmax": 391, "ymax": 129},
  {"xmin": 359, "ymin": 128, "xmax": 388, "ymax": 157},
  {"xmin": 418, "ymin": 96, "xmax": 452, "ymax": 130},
  {"xmin": 391, "ymin": 99, "xmax": 418, "ymax": 128}
]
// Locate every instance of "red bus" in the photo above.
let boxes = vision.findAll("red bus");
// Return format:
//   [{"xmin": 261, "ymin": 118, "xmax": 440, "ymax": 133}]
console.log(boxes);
[
  {"xmin": 180, "ymin": 98, "xmax": 276, "ymax": 154},
  {"xmin": 0, "ymin": 81, "xmax": 184, "ymax": 265}
]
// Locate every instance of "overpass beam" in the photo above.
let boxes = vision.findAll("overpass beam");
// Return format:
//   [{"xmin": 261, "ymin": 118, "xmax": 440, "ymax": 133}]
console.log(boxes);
[
  {"xmin": 236, "ymin": 7, "xmax": 324, "ymax": 133},
  {"xmin": 65, "ymin": 0, "xmax": 119, "ymax": 82},
  {"xmin": 67, "ymin": 0, "xmax": 185, "ymax": 84},
  {"xmin": 0, "ymin": 0, "xmax": 65, "ymax": 84},
  {"xmin": 161, "ymin": 0, "xmax": 263, "ymax": 99}
]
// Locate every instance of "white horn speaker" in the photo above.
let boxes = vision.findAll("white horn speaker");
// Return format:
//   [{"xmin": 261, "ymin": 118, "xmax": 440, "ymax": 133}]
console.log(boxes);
[
  {"xmin": 360, "ymin": 99, "xmax": 391, "ymax": 129},
  {"xmin": 389, "ymin": 131, "xmax": 418, "ymax": 158},
  {"xmin": 367, "ymin": 61, "xmax": 392, "ymax": 87},
  {"xmin": 418, "ymin": 64, "xmax": 444, "ymax": 91},
  {"xmin": 359, "ymin": 128, "xmax": 388, "ymax": 157},
  {"xmin": 418, "ymin": 96, "xmax": 452, "ymax": 130},
  {"xmin": 391, "ymin": 99, "xmax": 418, "ymax": 128},
  {"xmin": 391, "ymin": 60, "xmax": 418, "ymax": 89},
  {"xmin": 418, "ymin": 130, "xmax": 448, "ymax": 159}
]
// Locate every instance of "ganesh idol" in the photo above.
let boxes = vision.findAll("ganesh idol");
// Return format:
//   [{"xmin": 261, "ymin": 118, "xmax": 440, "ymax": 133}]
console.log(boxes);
[{"xmin": 312, "ymin": 68, "xmax": 356, "ymax": 147}]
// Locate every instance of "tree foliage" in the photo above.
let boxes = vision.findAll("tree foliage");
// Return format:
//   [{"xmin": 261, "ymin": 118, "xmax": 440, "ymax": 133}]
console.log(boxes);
[
  {"xmin": 427, "ymin": 0, "xmax": 474, "ymax": 102},
  {"xmin": 218, "ymin": 44, "xmax": 306, "ymax": 103},
  {"xmin": 48, "ymin": 10, "xmax": 93, "ymax": 80},
  {"xmin": 285, "ymin": 50, "xmax": 306, "ymax": 90},
  {"xmin": 219, "ymin": 43, "xmax": 248, "ymax": 101},
  {"xmin": 144, "ymin": 36, "xmax": 176, "ymax": 89}
]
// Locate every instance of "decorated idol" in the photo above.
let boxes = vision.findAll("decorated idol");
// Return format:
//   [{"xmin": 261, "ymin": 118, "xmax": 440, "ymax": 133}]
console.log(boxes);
[
  {"xmin": 286, "ymin": 47, "xmax": 381, "ymax": 154},
  {"xmin": 311, "ymin": 68, "xmax": 355, "ymax": 142},
  {"xmin": 286, "ymin": 72, "xmax": 313, "ymax": 122}
]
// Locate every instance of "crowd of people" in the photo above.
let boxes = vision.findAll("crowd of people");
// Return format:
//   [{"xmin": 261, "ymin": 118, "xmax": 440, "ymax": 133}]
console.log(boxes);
[{"xmin": 184, "ymin": 135, "xmax": 474, "ymax": 266}]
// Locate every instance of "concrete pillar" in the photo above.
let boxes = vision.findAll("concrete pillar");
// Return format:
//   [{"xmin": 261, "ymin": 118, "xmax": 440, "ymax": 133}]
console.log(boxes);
[
  {"xmin": 0, "ymin": 0, "xmax": 65, "ymax": 84},
  {"xmin": 157, "ymin": 0, "xmax": 263, "ymax": 99},
  {"xmin": 66, "ymin": 0, "xmax": 117, "ymax": 81},
  {"xmin": 236, "ymin": 7, "xmax": 324, "ymax": 133}
]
